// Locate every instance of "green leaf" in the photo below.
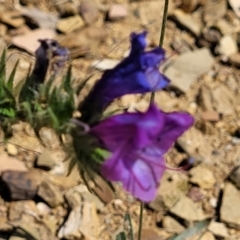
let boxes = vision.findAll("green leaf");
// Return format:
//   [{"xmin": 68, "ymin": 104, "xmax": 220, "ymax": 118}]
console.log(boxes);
[
  {"xmin": 62, "ymin": 65, "xmax": 73, "ymax": 93},
  {"xmin": 14, "ymin": 78, "xmax": 26, "ymax": 104},
  {"xmin": 0, "ymin": 107, "xmax": 15, "ymax": 117},
  {"xmin": 116, "ymin": 232, "xmax": 127, "ymax": 240},
  {"xmin": 91, "ymin": 148, "xmax": 110, "ymax": 163},
  {"xmin": 43, "ymin": 76, "xmax": 55, "ymax": 98},
  {"xmin": 124, "ymin": 213, "xmax": 134, "ymax": 240},
  {"xmin": 3, "ymin": 85, "xmax": 15, "ymax": 104},
  {"xmin": 167, "ymin": 220, "xmax": 210, "ymax": 240},
  {"xmin": 47, "ymin": 107, "xmax": 60, "ymax": 129},
  {"xmin": 21, "ymin": 101, "xmax": 33, "ymax": 124},
  {"xmin": 0, "ymin": 48, "xmax": 6, "ymax": 83},
  {"xmin": 7, "ymin": 59, "xmax": 19, "ymax": 90}
]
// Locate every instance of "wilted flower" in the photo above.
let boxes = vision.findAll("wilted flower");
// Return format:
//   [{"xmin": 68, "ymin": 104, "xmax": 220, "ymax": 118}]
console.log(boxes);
[
  {"xmin": 91, "ymin": 104, "xmax": 194, "ymax": 202},
  {"xmin": 79, "ymin": 31, "xmax": 170, "ymax": 122},
  {"xmin": 32, "ymin": 39, "xmax": 69, "ymax": 83}
]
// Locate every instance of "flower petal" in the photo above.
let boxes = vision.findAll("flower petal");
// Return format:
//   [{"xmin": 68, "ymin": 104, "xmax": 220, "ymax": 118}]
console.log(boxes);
[
  {"xmin": 129, "ymin": 31, "xmax": 147, "ymax": 55},
  {"xmin": 101, "ymin": 149, "xmax": 166, "ymax": 202},
  {"xmin": 155, "ymin": 111, "xmax": 194, "ymax": 154},
  {"xmin": 91, "ymin": 104, "xmax": 165, "ymax": 150}
]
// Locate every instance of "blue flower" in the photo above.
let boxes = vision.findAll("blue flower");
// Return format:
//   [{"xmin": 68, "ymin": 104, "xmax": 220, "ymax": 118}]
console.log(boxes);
[{"xmin": 79, "ymin": 31, "xmax": 170, "ymax": 122}]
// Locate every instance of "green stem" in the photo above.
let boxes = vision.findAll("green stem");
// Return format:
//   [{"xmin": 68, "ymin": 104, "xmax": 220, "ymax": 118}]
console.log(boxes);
[
  {"xmin": 159, "ymin": 0, "xmax": 169, "ymax": 48},
  {"xmin": 137, "ymin": 201, "xmax": 144, "ymax": 240},
  {"xmin": 150, "ymin": 0, "xmax": 169, "ymax": 103}
]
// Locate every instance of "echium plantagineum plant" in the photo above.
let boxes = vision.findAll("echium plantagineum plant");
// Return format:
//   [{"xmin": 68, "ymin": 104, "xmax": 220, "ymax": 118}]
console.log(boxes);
[
  {"xmin": 0, "ymin": 9, "xmax": 194, "ymax": 239},
  {"xmin": 76, "ymin": 30, "xmax": 194, "ymax": 239}
]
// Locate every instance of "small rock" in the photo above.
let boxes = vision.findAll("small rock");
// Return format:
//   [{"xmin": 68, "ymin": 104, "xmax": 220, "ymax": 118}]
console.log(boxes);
[
  {"xmin": 11, "ymin": 223, "xmax": 40, "ymax": 240},
  {"xmin": 187, "ymin": 187, "xmax": 205, "ymax": 202},
  {"xmin": 0, "ymin": 153, "xmax": 27, "ymax": 175},
  {"xmin": 58, "ymin": 206, "xmax": 82, "ymax": 239},
  {"xmin": 189, "ymin": 165, "xmax": 216, "ymax": 189},
  {"xmin": 229, "ymin": 166, "xmax": 240, "ymax": 189},
  {"xmin": 149, "ymin": 195, "xmax": 165, "ymax": 211},
  {"xmin": 209, "ymin": 198, "xmax": 218, "ymax": 208},
  {"xmin": 79, "ymin": 0, "xmax": 99, "ymax": 24},
  {"xmin": 81, "ymin": 191, "xmax": 104, "ymax": 211},
  {"xmin": 153, "ymin": 172, "xmax": 188, "ymax": 210},
  {"xmin": 0, "ymin": 24, "xmax": 7, "ymax": 36},
  {"xmin": 65, "ymin": 186, "xmax": 83, "ymax": 209},
  {"xmin": 38, "ymin": 180, "xmax": 64, "ymax": 208},
  {"xmin": 220, "ymin": 182, "xmax": 240, "ymax": 228},
  {"xmin": 208, "ymin": 221, "xmax": 228, "ymax": 238},
  {"xmin": 0, "ymin": 12, "xmax": 24, "ymax": 28},
  {"xmin": 229, "ymin": 53, "xmax": 240, "ymax": 67},
  {"xmin": 137, "ymin": 228, "xmax": 164, "ymax": 240},
  {"xmin": 6, "ymin": 143, "xmax": 18, "ymax": 156},
  {"xmin": 12, "ymin": 29, "xmax": 56, "ymax": 54},
  {"xmin": 204, "ymin": 0, "xmax": 227, "ymax": 23},
  {"xmin": 162, "ymin": 216, "xmax": 185, "ymax": 233},
  {"xmin": 198, "ymin": 84, "xmax": 236, "ymax": 115},
  {"xmin": 108, "ymin": 4, "xmax": 128, "ymax": 21},
  {"xmin": 36, "ymin": 149, "xmax": 56, "ymax": 169},
  {"xmin": 200, "ymin": 111, "xmax": 220, "ymax": 122},
  {"xmin": 9, "ymin": 200, "xmax": 39, "ymax": 221},
  {"xmin": 9, "ymin": 229, "xmax": 30, "ymax": 240},
  {"xmin": 58, "ymin": 202, "xmax": 100, "ymax": 239},
  {"xmin": 199, "ymin": 231, "xmax": 215, "ymax": 240},
  {"xmin": 172, "ymin": 9, "xmax": 201, "ymax": 36},
  {"xmin": 0, "ymin": 217, "xmax": 12, "ymax": 231},
  {"xmin": 36, "ymin": 202, "xmax": 51, "ymax": 216},
  {"xmin": 164, "ymin": 48, "xmax": 214, "ymax": 93},
  {"xmin": 181, "ymin": 0, "xmax": 198, "ymax": 13},
  {"xmin": 79, "ymin": 202, "xmax": 100, "ymax": 239},
  {"xmin": 1, "ymin": 170, "xmax": 42, "ymax": 200},
  {"xmin": 21, "ymin": 7, "xmax": 58, "ymax": 30},
  {"xmin": 170, "ymin": 195, "xmax": 206, "ymax": 221},
  {"xmin": 42, "ymin": 215, "xmax": 58, "ymax": 234},
  {"xmin": 217, "ymin": 19, "xmax": 235, "ymax": 35},
  {"xmin": 229, "ymin": 0, "xmax": 240, "ymax": 18},
  {"xmin": 57, "ymin": 15, "xmax": 84, "ymax": 33},
  {"xmin": 200, "ymin": 27, "xmax": 222, "ymax": 48},
  {"xmin": 92, "ymin": 59, "xmax": 120, "ymax": 71},
  {"xmin": 216, "ymin": 35, "xmax": 238, "ymax": 57}
]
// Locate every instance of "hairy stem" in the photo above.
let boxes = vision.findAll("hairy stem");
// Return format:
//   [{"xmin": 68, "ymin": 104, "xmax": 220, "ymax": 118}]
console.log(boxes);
[
  {"xmin": 137, "ymin": 201, "xmax": 144, "ymax": 240},
  {"xmin": 150, "ymin": 0, "xmax": 169, "ymax": 103}
]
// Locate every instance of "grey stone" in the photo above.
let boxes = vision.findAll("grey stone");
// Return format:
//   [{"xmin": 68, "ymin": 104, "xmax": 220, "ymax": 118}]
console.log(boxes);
[
  {"xmin": 204, "ymin": 0, "xmax": 227, "ymax": 23},
  {"xmin": 162, "ymin": 216, "xmax": 185, "ymax": 233},
  {"xmin": 220, "ymin": 182, "xmax": 240, "ymax": 228},
  {"xmin": 37, "ymin": 180, "xmax": 64, "ymax": 208},
  {"xmin": 189, "ymin": 165, "xmax": 216, "ymax": 189},
  {"xmin": 172, "ymin": 9, "xmax": 201, "ymax": 36},
  {"xmin": 164, "ymin": 48, "xmax": 214, "ymax": 92},
  {"xmin": 36, "ymin": 149, "xmax": 56, "ymax": 169},
  {"xmin": 170, "ymin": 195, "xmax": 206, "ymax": 222},
  {"xmin": 199, "ymin": 231, "xmax": 215, "ymax": 240},
  {"xmin": 216, "ymin": 35, "xmax": 238, "ymax": 57},
  {"xmin": 208, "ymin": 221, "xmax": 228, "ymax": 238}
]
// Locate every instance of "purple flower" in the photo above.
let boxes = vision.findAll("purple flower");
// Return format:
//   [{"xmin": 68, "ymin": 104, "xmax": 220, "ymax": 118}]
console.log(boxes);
[
  {"xmin": 79, "ymin": 31, "xmax": 170, "ymax": 122},
  {"xmin": 91, "ymin": 104, "xmax": 194, "ymax": 202},
  {"xmin": 33, "ymin": 39, "xmax": 69, "ymax": 83}
]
